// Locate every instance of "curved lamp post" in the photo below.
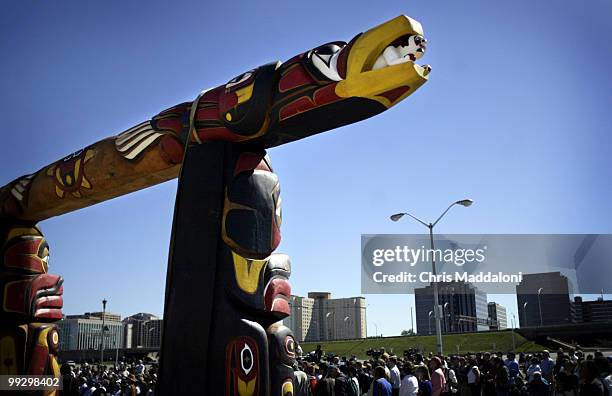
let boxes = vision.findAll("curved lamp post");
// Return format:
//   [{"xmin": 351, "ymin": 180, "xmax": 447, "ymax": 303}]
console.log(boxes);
[
  {"xmin": 390, "ymin": 199, "xmax": 473, "ymax": 355},
  {"xmin": 343, "ymin": 316, "xmax": 350, "ymax": 340},
  {"xmin": 100, "ymin": 298, "xmax": 107, "ymax": 366},
  {"xmin": 537, "ymin": 288, "xmax": 544, "ymax": 326}
]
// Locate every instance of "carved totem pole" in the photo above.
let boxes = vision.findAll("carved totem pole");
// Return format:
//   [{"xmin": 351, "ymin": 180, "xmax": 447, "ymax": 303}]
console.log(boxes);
[{"xmin": 0, "ymin": 15, "xmax": 430, "ymax": 395}]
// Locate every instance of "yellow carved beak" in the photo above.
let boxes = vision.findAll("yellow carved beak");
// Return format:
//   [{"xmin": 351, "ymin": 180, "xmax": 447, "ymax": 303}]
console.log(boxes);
[{"xmin": 336, "ymin": 15, "xmax": 430, "ymax": 108}]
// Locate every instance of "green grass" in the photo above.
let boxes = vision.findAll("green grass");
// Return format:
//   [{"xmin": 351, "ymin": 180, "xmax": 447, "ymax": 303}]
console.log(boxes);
[{"xmin": 300, "ymin": 330, "xmax": 544, "ymax": 359}]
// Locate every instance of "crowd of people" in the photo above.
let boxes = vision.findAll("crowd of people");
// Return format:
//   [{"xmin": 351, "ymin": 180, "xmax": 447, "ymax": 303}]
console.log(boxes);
[
  {"xmin": 295, "ymin": 346, "xmax": 612, "ymax": 396},
  {"xmin": 56, "ymin": 348, "xmax": 612, "ymax": 395},
  {"xmin": 59, "ymin": 359, "xmax": 157, "ymax": 395}
]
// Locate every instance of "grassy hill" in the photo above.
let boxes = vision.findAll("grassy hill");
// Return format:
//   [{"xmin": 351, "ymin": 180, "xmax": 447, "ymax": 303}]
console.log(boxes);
[{"xmin": 300, "ymin": 330, "xmax": 544, "ymax": 359}]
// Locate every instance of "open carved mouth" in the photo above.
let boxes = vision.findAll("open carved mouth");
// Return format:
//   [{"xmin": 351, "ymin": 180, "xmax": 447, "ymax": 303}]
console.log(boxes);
[{"xmin": 371, "ymin": 34, "xmax": 430, "ymax": 74}]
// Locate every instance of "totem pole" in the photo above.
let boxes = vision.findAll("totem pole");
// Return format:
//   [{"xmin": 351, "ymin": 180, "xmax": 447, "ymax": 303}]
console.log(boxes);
[{"xmin": 0, "ymin": 15, "xmax": 430, "ymax": 395}]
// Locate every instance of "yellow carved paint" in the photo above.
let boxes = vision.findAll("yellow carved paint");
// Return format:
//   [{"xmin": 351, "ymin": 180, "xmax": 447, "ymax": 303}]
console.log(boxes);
[{"xmin": 232, "ymin": 252, "xmax": 267, "ymax": 294}]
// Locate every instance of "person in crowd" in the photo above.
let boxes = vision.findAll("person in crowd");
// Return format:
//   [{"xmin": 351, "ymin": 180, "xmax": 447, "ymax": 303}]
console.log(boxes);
[
  {"xmin": 134, "ymin": 360, "xmax": 145, "ymax": 376},
  {"xmin": 295, "ymin": 362, "xmax": 313, "ymax": 396},
  {"xmin": 372, "ymin": 365, "xmax": 393, "ymax": 396},
  {"xmin": 415, "ymin": 366, "xmax": 433, "ymax": 396},
  {"xmin": 506, "ymin": 353, "xmax": 520, "ymax": 382},
  {"xmin": 467, "ymin": 358, "xmax": 481, "ymax": 396},
  {"xmin": 360, "ymin": 362, "xmax": 374, "ymax": 395},
  {"xmin": 429, "ymin": 357, "xmax": 446, "ymax": 396},
  {"xmin": 347, "ymin": 366, "xmax": 361, "ymax": 396},
  {"xmin": 331, "ymin": 364, "xmax": 350, "ymax": 396},
  {"xmin": 594, "ymin": 356, "xmax": 612, "ymax": 395},
  {"xmin": 540, "ymin": 351, "xmax": 555, "ymax": 383},
  {"xmin": 527, "ymin": 372, "xmax": 550, "ymax": 396},
  {"xmin": 442, "ymin": 357, "xmax": 458, "ymax": 395},
  {"xmin": 526, "ymin": 357, "xmax": 542, "ymax": 382},
  {"xmin": 493, "ymin": 356, "xmax": 510, "ymax": 396},
  {"xmin": 578, "ymin": 360, "xmax": 605, "ymax": 396},
  {"xmin": 388, "ymin": 356, "xmax": 402, "ymax": 396},
  {"xmin": 315, "ymin": 362, "xmax": 335, "ymax": 396},
  {"xmin": 400, "ymin": 362, "xmax": 419, "ymax": 396}
]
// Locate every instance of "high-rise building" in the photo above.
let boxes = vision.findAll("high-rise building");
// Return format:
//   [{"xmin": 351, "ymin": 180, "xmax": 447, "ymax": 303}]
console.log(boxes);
[
  {"xmin": 415, "ymin": 281, "xmax": 489, "ymax": 335},
  {"xmin": 57, "ymin": 312, "xmax": 123, "ymax": 351},
  {"xmin": 285, "ymin": 293, "xmax": 366, "ymax": 342},
  {"xmin": 516, "ymin": 272, "xmax": 571, "ymax": 327},
  {"xmin": 488, "ymin": 302, "xmax": 507, "ymax": 330},
  {"xmin": 122, "ymin": 313, "xmax": 158, "ymax": 348},
  {"xmin": 143, "ymin": 319, "xmax": 163, "ymax": 348},
  {"xmin": 285, "ymin": 295, "xmax": 315, "ymax": 342},
  {"xmin": 571, "ymin": 296, "xmax": 612, "ymax": 323}
]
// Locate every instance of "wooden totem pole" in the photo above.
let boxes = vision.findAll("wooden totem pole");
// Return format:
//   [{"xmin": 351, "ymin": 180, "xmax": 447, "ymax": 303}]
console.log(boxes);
[{"xmin": 0, "ymin": 15, "xmax": 430, "ymax": 395}]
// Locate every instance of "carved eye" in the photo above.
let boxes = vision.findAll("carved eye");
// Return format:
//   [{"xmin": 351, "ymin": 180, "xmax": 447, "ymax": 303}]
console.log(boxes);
[
  {"xmin": 226, "ymin": 71, "xmax": 254, "ymax": 89},
  {"xmin": 285, "ymin": 336, "xmax": 296, "ymax": 356},
  {"xmin": 240, "ymin": 343, "xmax": 254, "ymax": 375}
]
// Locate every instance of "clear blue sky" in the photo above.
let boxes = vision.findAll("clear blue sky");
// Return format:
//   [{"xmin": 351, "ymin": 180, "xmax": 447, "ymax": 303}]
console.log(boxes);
[{"xmin": 1, "ymin": 0, "xmax": 611, "ymax": 336}]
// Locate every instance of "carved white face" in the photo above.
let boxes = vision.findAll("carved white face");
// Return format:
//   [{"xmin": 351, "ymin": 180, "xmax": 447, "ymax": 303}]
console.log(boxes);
[
  {"xmin": 372, "ymin": 34, "xmax": 428, "ymax": 70},
  {"xmin": 402, "ymin": 35, "xmax": 427, "ymax": 61}
]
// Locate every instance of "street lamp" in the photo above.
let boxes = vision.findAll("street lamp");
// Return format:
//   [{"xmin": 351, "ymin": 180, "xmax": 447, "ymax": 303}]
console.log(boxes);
[
  {"xmin": 511, "ymin": 314, "xmax": 517, "ymax": 350},
  {"xmin": 100, "ymin": 298, "xmax": 107, "ymax": 366},
  {"xmin": 147, "ymin": 327, "xmax": 155, "ymax": 347},
  {"xmin": 443, "ymin": 303, "xmax": 450, "ymax": 333},
  {"xmin": 537, "ymin": 288, "xmax": 544, "ymax": 326},
  {"xmin": 372, "ymin": 321, "xmax": 379, "ymax": 338},
  {"xmin": 523, "ymin": 302, "xmax": 529, "ymax": 327},
  {"xmin": 325, "ymin": 312, "xmax": 334, "ymax": 341},
  {"xmin": 428, "ymin": 310, "xmax": 434, "ymax": 335},
  {"xmin": 343, "ymin": 316, "xmax": 350, "ymax": 340},
  {"xmin": 390, "ymin": 199, "xmax": 473, "ymax": 355}
]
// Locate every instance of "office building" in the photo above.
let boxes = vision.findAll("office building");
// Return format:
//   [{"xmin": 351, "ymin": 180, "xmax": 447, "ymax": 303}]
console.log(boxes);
[
  {"xmin": 122, "ymin": 313, "xmax": 158, "ymax": 348},
  {"xmin": 57, "ymin": 312, "xmax": 123, "ymax": 351},
  {"xmin": 488, "ymin": 302, "xmax": 507, "ymax": 330},
  {"xmin": 516, "ymin": 272, "xmax": 571, "ymax": 327},
  {"xmin": 571, "ymin": 296, "xmax": 612, "ymax": 323},
  {"xmin": 285, "ymin": 292, "xmax": 366, "ymax": 342},
  {"xmin": 142, "ymin": 319, "xmax": 163, "ymax": 348},
  {"xmin": 415, "ymin": 281, "xmax": 489, "ymax": 335}
]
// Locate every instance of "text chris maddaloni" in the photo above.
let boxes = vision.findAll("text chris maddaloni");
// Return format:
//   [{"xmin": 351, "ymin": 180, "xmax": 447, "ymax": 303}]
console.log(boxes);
[{"xmin": 371, "ymin": 271, "xmax": 523, "ymax": 284}]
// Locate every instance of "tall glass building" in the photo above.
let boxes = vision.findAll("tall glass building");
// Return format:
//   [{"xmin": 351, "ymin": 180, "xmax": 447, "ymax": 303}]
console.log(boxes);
[{"xmin": 415, "ymin": 281, "xmax": 489, "ymax": 335}]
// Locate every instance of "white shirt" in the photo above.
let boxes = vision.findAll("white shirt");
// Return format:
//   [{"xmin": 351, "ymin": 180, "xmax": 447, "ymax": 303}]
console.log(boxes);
[
  {"xmin": 467, "ymin": 366, "xmax": 479, "ymax": 384},
  {"xmin": 399, "ymin": 375, "xmax": 419, "ymax": 396},
  {"xmin": 389, "ymin": 365, "xmax": 401, "ymax": 389},
  {"xmin": 350, "ymin": 377, "xmax": 360, "ymax": 395}
]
